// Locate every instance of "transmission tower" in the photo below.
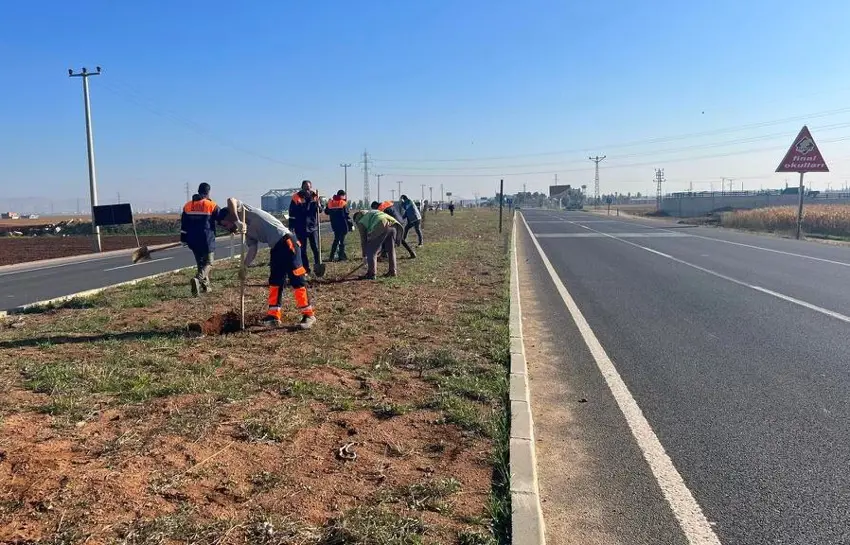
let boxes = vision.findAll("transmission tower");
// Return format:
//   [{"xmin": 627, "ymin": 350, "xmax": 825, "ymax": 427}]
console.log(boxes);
[
  {"xmin": 655, "ymin": 168, "xmax": 665, "ymax": 211},
  {"xmin": 589, "ymin": 155, "xmax": 606, "ymax": 207},
  {"xmin": 361, "ymin": 150, "xmax": 371, "ymax": 204}
]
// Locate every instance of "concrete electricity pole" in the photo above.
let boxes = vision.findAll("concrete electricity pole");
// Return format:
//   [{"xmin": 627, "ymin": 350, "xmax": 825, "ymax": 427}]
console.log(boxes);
[
  {"xmin": 375, "ymin": 173, "xmax": 384, "ymax": 201},
  {"xmin": 589, "ymin": 155, "xmax": 606, "ymax": 208},
  {"xmin": 655, "ymin": 168, "xmax": 665, "ymax": 211},
  {"xmin": 185, "ymin": 182, "xmax": 190, "ymax": 203},
  {"xmin": 440, "ymin": 183, "xmax": 444, "ymax": 204},
  {"xmin": 397, "ymin": 180, "xmax": 402, "ymax": 199},
  {"xmin": 339, "ymin": 163, "xmax": 352, "ymax": 196},
  {"xmin": 390, "ymin": 189, "xmax": 396, "ymax": 200},
  {"xmin": 69, "ymin": 66, "xmax": 103, "ymax": 252},
  {"xmin": 429, "ymin": 186, "xmax": 434, "ymax": 205},
  {"xmin": 420, "ymin": 184, "xmax": 426, "ymax": 204}
]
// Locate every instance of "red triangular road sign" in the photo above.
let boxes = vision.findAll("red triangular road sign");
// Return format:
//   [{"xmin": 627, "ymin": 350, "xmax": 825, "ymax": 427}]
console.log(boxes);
[{"xmin": 776, "ymin": 125, "xmax": 829, "ymax": 173}]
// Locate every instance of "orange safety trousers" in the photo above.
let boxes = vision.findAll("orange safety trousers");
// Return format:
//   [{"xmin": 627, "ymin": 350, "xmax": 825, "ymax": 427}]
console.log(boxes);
[{"xmin": 267, "ymin": 235, "xmax": 314, "ymax": 319}]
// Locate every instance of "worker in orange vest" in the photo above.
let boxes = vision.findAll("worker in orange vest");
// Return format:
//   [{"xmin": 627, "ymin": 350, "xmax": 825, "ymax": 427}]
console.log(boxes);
[
  {"xmin": 180, "ymin": 182, "xmax": 220, "ymax": 296},
  {"xmin": 324, "ymin": 190, "xmax": 352, "ymax": 261},
  {"xmin": 218, "ymin": 198, "xmax": 316, "ymax": 330}
]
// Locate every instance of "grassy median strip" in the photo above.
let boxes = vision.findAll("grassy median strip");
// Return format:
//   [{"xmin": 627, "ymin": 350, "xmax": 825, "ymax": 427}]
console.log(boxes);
[{"xmin": 0, "ymin": 209, "xmax": 512, "ymax": 545}]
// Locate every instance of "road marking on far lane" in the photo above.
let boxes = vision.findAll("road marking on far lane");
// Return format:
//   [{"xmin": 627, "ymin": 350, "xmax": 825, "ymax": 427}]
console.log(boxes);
[
  {"xmin": 103, "ymin": 257, "xmax": 173, "ymax": 272},
  {"xmin": 519, "ymin": 213, "xmax": 722, "ymax": 545},
  {"xmin": 585, "ymin": 214, "xmax": 850, "ymax": 268},
  {"xmin": 572, "ymin": 221, "xmax": 850, "ymax": 325}
]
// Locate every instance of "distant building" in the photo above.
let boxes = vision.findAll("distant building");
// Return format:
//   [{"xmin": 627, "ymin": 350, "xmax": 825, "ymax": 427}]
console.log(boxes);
[
  {"xmin": 261, "ymin": 189, "xmax": 299, "ymax": 215},
  {"xmin": 1, "ymin": 212, "xmax": 20, "ymax": 219}
]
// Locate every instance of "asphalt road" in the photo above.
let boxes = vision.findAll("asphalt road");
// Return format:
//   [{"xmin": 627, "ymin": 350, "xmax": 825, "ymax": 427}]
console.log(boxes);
[
  {"xmin": 0, "ymin": 225, "xmax": 333, "ymax": 311},
  {"xmin": 519, "ymin": 209, "xmax": 850, "ymax": 545}
]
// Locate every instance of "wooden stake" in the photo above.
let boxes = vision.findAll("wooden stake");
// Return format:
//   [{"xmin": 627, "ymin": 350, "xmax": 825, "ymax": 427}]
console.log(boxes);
[{"xmin": 239, "ymin": 207, "xmax": 247, "ymax": 330}]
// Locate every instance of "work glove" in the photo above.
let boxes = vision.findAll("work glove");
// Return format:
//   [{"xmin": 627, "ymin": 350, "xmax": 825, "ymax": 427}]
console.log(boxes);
[{"xmin": 232, "ymin": 220, "xmax": 245, "ymax": 234}]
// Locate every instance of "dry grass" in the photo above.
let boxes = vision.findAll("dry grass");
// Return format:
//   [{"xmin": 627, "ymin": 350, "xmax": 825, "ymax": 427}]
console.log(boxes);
[
  {"xmin": 721, "ymin": 205, "xmax": 850, "ymax": 238},
  {"xmin": 0, "ymin": 209, "xmax": 511, "ymax": 545}
]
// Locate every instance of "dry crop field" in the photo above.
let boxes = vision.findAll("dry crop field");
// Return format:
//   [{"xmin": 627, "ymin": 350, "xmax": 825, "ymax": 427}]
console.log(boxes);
[
  {"xmin": 720, "ymin": 204, "xmax": 850, "ymax": 238},
  {"xmin": 0, "ymin": 210, "xmax": 512, "ymax": 545},
  {"xmin": 0, "ymin": 236, "xmax": 180, "ymax": 267}
]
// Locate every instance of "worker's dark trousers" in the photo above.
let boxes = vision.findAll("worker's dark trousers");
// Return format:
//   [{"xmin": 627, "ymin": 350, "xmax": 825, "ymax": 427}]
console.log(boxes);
[
  {"xmin": 403, "ymin": 220, "xmax": 423, "ymax": 245},
  {"xmin": 329, "ymin": 229, "xmax": 348, "ymax": 261},
  {"xmin": 191, "ymin": 247, "xmax": 214, "ymax": 289},
  {"xmin": 295, "ymin": 229, "xmax": 320, "ymax": 274},
  {"xmin": 268, "ymin": 235, "xmax": 313, "ymax": 319}
]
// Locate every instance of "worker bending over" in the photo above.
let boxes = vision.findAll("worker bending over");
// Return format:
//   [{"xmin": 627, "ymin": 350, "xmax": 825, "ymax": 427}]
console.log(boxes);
[
  {"xmin": 288, "ymin": 180, "xmax": 321, "ymax": 276},
  {"xmin": 181, "ymin": 182, "xmax": 220, "ymax": 296},
  {"xmin": 371, "ymin": 201, "xmax": 416, "ymax": 259},
  {"xmin": 354, "ymin": 209, "xmax": 404, "ymax": 279},
  {"xmin": 219, "ymin": 198, "xmax": 316, "ymax": 330},
  {"xmin": 325, "ymin": 189, "xmax": 352, "ymax": 261}
]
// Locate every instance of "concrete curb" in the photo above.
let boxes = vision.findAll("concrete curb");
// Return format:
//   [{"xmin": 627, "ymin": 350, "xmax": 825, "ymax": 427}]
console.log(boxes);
[
  {"xmin": 509, "ymin": 212, "xmax": 546, "ymax": 544},
  {"xmin": 0, "ymin": 254, "xmax": 238, "ymax": 317}
]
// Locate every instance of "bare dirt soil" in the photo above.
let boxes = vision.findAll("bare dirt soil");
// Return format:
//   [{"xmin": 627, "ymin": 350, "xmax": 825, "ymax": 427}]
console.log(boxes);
[
  {"xmin": 0, "ymin": 210, "xmax": 511, "ymax": 544},
  {"xmin": 0, "ymin": 236, "xmax": 180, "ymax": 266}
]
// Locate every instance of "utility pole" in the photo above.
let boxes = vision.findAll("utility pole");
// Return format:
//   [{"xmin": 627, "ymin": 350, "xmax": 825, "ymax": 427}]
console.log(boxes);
[
  {"xmin": 390, "ymin": 189, "xmax": 396, "ymax": 200},
  {"xmin": 397, "ymin": 180, "xmax": 402, "ymax": 199},
  {"xmin": 554, "ymin": 173, "xmax": 559, "ymax": 185},
  {"xmin": 185, "ymin": 182, "xmax": 190, "ymax": 202},
  {"xmin": 420, "ymin": 184, "xmax": 426, "ymax": 204},
  {"xmin": 429, "ymin": 186, "xmax": 434, "ymax": 205},
  {"xmin": 689, "ymin": 181, "xmax": 693, "ymax": 193},
  {"xmin": 339, "ymin": 163, "xmax": 352, "ymax": 196},
  {"xmin": 655, "ymin": 168, "xmax": 665, "ymax": 211},
  {"xmin": 361, "ymin": 150, "xmax": 371, "ymax": 204},
  {"xmin": 589, "ymin": 155, "xmax": 606, "ymax": 208},
  {"xmin": 375, "ymin": 173, "xmax": 383, "ymax": 201},
  {"xmin": 69, "ymin": 66, "xmax": 103, "ymax": 252},
  {"xmin": 76, "ymin": 198, "xmax": 81, "ymax": 215},
  {"xmin": 441, "ymin": 184, "xmax": 444, "ymax": 204},
  {"xmin": 116, "ymin": 192, "xmax": 121, "ymax": 204}
]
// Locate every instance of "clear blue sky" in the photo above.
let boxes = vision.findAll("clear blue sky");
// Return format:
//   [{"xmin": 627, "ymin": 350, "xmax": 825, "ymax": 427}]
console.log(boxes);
[{"xmin": 3, "ymin": 0, "xmax": 850, "ymax": 213}]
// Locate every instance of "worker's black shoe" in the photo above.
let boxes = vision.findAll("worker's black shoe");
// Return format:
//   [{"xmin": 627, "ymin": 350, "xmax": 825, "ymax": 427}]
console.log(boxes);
[
  {"xmin": 190, "ymin": 278, "xmax": 201, "ymax": 297},
  {"xmin": 201, "ymin": 282, "xmax": 211, "ymax": 293},
  {"xmin": 297, "ymin": 315, "xmax": 316, "ymax": 330},
  {"xmin": 361, "ymin": 273, "xmax": 376, "ymax": 280},
  {"xmin": 261, "ymin": 315, "xmax": 282, "ymax": 328},
  {"xmin": 382, "ymin": 271, "xmax": 398, "ymax": 278},
  {"xmin": 408, "ymin": 252, "xmax": 417, "ymax": 259}
]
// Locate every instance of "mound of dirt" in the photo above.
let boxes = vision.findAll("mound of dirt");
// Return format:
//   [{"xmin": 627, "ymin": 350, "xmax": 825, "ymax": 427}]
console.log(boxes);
[{"xmin": 189, "ymin": 311, "xmax": 256, "ymax": 335}]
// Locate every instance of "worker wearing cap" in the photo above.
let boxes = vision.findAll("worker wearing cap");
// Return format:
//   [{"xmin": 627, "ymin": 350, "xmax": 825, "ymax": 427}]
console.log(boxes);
[
  {"xmin": 181, "ymin": 182, "xmax": 220, "ymax": 296},
  {"xmin": 371, "ymin": 201, "xmax": 416, "ymax": 259},
  {"xmin": 288, "ymin": 180, "xmax": 321, "ymax": 276},
  {"xmin": 354, "ymin": 209, "xmax": 403, "ymax": 279},
  {"xmin": 218, "ymin": 198, "xmax": 316, "ymax": 330},
  {"xmin": 324, "ymin": 190, "xmax": 352, "ymax": 261}
]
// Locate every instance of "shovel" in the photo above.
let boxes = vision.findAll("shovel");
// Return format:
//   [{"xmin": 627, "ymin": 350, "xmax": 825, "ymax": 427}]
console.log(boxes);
[
  {"xmin": 132, "ymin": 242, "xmax": 183, "ymax": 264},
  {"xmin": 313, "ymin": 193, "xmax": 327, "ymax": 278}
]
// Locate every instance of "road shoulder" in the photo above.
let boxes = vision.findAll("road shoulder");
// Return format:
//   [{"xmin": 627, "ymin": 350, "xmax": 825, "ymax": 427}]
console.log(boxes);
[{"xmin": 516, "ymin": 216, "xmax": 688, "ymax": 545}]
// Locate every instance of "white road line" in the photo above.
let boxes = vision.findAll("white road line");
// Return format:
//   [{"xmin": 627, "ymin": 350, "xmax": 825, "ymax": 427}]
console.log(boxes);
[
  {"xmin": 103, "ymin": 257, "xmax": 173, "ymax": 272},
  {"xmin": 590, "ymin": 215, "xmax": 850, "ymax": 268},
  {"xmin": 570, "ymin": 221, "xmax": 850, "ymax": 325},
  {"xmin": 518, "ymin": 213, "xmax": 722, "ymax": 545},
  {"xmin": 536, "ymin": 232, "xmax": 689, "ymax": 238}
]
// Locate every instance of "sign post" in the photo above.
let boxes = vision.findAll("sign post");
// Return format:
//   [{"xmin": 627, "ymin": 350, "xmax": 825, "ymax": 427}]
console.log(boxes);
[
  {"xmin": 498, "ymin": 179, "xmax": 504, "ymax": 233},
  {"xmin": 776, "ymin": 125, "xmax": 829, "ymax": 239}
]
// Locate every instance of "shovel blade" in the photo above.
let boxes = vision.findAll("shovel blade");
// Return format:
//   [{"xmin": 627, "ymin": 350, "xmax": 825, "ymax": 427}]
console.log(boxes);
[{"xmin": 314, "ymin": 262, "xmax": 327, "ymax": 278}]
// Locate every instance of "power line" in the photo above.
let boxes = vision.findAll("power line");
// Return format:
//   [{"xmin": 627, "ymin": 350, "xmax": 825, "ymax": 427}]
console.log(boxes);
[
  {"xmin": 380, "ymin": 134, "xmax": 850, "ymax": 178},
  {"xmin": 374, "ymin": 121, "xmax": 850, "ymax": 173},
  {"xmin": 99, "ymin": 78, "xmax": 320, "ymax": 171},
  {"xmin": 372, "ymin": 106, "xmax": 850, "ymax": 163}
]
